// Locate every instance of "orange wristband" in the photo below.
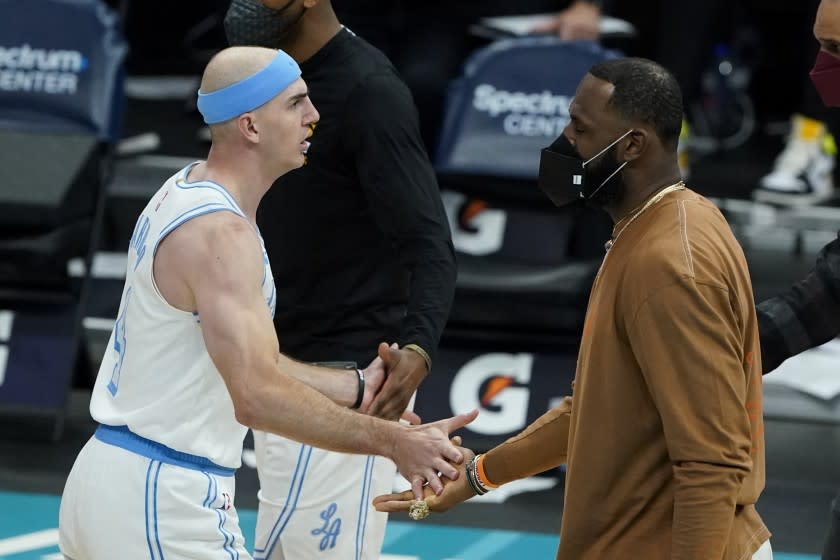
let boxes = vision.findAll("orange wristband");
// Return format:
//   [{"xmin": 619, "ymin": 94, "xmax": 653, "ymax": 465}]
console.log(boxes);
[{"xmin": 475, "ymin": 454, "xmax": 500, "ymax": 489}]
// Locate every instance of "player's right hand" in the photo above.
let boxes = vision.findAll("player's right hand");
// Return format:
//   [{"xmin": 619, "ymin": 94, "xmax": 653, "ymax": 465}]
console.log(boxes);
[
  {"xmin": 391, "ymin": 409, "xmax": 478, "ymax": 500},
  {"xmin": 374, "ymin": 436, "xmax": 476, "ymax": 514}
]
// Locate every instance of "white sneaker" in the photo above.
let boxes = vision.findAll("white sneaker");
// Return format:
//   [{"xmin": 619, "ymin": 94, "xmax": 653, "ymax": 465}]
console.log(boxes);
[{"xmin": 754, "ymin": 114, "xmax": 836, "ymax": 206}]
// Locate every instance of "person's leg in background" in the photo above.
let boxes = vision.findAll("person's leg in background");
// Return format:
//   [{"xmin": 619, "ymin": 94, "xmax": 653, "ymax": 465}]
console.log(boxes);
[
  {"xmin": 334, "ymin": 0, "xmax": 477, "ymax": 155},
  {"xmin": 390, "ymin": 14, "xmax": 475, "ymax": 155},
  {"xmin": 649, "ymin": 0, "xmax": 729, "ymax": 118},
  {"xmin": 251, "ymin": 431, "xmax": 397, "ymax": 560},
  {"xmin": 822, "ymin": 492, "xmax": 840, "ymax": 559},
  {"xmin": 753, "ymin": 0, "xmax": 837, "ymax": 206},
  {"xmin": 607, "ymin": 0, "xmax": 729, "ymax": 180},
  {"xmin": 754, "ymin": 79, "xmax": 837, "ymax": 206},
  {"xmin": 654, "ymin": 0, "xmax": 731, "ymax": 181},
  {"xmin": 387, "ymin": 0, "xmax": 578, "ymax": 154}
]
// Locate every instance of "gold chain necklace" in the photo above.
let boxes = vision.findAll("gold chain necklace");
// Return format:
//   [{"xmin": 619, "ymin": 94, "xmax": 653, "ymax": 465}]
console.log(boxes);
[{"xmin": 603, "ymin": 181, "xmax": 686, "ymax": 252}]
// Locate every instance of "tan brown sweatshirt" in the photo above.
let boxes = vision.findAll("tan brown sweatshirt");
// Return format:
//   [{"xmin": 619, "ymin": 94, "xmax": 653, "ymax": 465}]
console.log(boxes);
[{"xmin": 485, "ymin": 188, "xmax": 768, "ymax": 560}]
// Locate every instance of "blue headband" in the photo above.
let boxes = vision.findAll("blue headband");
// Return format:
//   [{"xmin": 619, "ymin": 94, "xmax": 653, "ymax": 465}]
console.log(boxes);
[{"xmin": 197, "ymin": 50, "xmax": 302, "ymax": 125}]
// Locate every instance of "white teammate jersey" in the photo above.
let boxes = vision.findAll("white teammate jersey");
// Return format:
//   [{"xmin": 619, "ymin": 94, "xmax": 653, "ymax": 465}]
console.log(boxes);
[{"xmin": 90, "ymin": 162, "xmax": 276, "ymax": 469}]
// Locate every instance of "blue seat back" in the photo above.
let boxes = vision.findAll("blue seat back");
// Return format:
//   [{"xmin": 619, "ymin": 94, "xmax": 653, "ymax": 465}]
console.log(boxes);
[
  {"xmin": 435, "ymin": 38, "xmax": 621, "ymax": 180},
  {"xmin": 0, "ymin": 0, "xmax": 127, "ymax": 140}
]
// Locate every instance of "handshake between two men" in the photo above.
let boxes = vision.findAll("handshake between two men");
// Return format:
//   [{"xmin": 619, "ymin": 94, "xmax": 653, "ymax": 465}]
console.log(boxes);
[{"xmin": 360, "ymin": 342, "xmax": 484, "ymax": 516}]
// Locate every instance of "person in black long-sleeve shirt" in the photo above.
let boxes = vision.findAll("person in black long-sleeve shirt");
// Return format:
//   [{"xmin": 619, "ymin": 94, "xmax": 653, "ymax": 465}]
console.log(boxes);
[
  {"xmin": 757, "ymin": 233, "xmax": 840, "ymax": 373},
  {"xmin": 757, "ymin": 4, "xmax": 840, "ymax": 559},
  {"xmin": 224, "ymin": 1, "xmax": 456, "ymax": 559}
]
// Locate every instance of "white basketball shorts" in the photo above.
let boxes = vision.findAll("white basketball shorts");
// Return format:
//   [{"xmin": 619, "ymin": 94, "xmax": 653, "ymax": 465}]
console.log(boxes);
[
  {"xmin": 251, "ymin": 432, "xmax": 396, "ymax": 560},
  {"xmin": 59, "ymin": 425, "xmax": 250, "ymax": 560}
]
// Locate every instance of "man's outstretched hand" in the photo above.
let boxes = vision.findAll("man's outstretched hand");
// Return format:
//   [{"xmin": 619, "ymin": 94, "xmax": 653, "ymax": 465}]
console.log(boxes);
[
  {"xmin": 391, "ymin": 413, "xmax": 478, "ymax": 500},
  {"xmin": 374, "ymin": 436, "xmax": 477, "ymax": 514}
]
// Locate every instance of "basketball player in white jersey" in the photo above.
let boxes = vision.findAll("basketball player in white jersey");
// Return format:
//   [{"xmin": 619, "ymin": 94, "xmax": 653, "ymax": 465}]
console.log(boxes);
[{"xmin": 57, "ymin": 46, "xmax": 477, "ymax": 560}]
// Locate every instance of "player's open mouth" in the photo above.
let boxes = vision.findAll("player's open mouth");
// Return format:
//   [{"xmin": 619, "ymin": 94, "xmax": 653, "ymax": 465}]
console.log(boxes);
[{"xmin": 301, "ymin": 140, "xmax": 310, "ymax": 154}]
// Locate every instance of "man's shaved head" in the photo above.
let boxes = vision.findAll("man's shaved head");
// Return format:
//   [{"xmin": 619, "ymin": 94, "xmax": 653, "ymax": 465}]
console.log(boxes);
[
  {"xmin": 200, "ymin": 46, "xmax": 283, "ymax": 140},
  {"xmin": 200, "ymin": 46, "xmax": 279, "ymax": 94},
  {"xmin": 815, "ymin": 0, "xmax": 840, "ymax": 57}
]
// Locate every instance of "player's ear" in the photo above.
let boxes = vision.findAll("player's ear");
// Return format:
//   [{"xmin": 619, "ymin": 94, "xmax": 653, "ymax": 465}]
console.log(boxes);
[{"xmin": 237, "ymin": 113, "xmax": 260, "ymax": 144}]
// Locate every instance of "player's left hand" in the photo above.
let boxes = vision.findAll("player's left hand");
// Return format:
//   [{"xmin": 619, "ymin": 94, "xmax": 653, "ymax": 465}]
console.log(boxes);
[
  {"xmin": 359, "ymin": 343, "xmax": 395, "ymax": 413},
  {"xmin": 368, "ymin": 342, "xmax": 428, "ymax": 421}
]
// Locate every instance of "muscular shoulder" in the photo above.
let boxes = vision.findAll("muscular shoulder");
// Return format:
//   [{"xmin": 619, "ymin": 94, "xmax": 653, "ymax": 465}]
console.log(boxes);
[{"xmin": 159, "ymin": 210, "xmax": 263, "ymax": 288}]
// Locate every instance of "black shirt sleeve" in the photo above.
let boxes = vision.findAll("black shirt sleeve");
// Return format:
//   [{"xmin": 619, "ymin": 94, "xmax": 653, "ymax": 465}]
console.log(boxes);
[
  {"xmin": 757, "ymin": 231, "xmax": 840, "ymax": 373},
  {"xmin": 341, "ymin": 71, "xmax": 457, "ymax": 367}
]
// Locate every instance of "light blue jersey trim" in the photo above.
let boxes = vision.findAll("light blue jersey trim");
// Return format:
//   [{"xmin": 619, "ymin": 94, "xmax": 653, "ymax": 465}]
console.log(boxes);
[
  {"xmin": 145, "ymin": 460, "xmax": 158, "ymax": 560},
  {"xmin": 203, "ymin": 473, "xmax": 239, "ymax": 560},
  {"xmin": 158, "ymin": 202, "xmax": 232, "ymax": 239},
  {"xmin": 203, "ymin": 472, "xmax": 215, "ymax": 508},
  {"xmin": 355, "ymin": 457, "xmax": 374, "ymax": 560},
  {"xmin": 153, "ymin": 461, "xmax": 165, "ymax": 560},
  {"xmin": 165, "ymin": 164, "xmax": 272, "ymax": 274},
  {"xmin": 217, "ymin": 507, "xmax": 239, "ymax": 560},
  {"xmin": 153, "ymin": 204, "xmax": 237, "ymax": 256},
  {"xmin": 95, "ymin": 424, "xmax": 236, "ymax": 476},
  {"xmin": 254, "ymin": 444, "xmax": 313, "ymax": 559},
  {"xmin": 176, "ymin": 165, "xmax": 245, "ymax": 216},
  {"xmin": 267, "ymin": 283, "xmax": 276, "ymax": 319}
]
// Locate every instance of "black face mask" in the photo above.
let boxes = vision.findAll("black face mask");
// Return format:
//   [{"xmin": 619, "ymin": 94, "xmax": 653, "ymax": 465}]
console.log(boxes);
[
  {"xmin": 225, "ymin": 0, "xmax": 305, "ymax": 47},
  {"xmin": 538, "ymin": 130, "xmax": 632, "ymax": 207}
]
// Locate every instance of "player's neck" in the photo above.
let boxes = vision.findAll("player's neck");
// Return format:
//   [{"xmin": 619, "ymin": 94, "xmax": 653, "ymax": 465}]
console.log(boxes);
[
  {"xmin": 604, "ymin": 162, "xmax": 682, "ymax": 223},
  {"xmin": 194, "ymin": 150, "xmax": 272, "ymax": 222}
]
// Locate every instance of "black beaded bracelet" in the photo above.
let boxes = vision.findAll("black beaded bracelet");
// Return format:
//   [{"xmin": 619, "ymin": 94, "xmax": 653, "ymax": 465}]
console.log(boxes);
[
  {"xmin": 350, "ymin": 368, "xmax": 365, "ymax": 409},
  {"xmin": 465, "ymin": 457, "xmax": 487, "ymax": 496}
]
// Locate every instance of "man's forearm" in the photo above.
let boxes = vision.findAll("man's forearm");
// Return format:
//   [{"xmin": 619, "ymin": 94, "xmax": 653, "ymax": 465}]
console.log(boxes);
[
  {"xmin": 483, "ymin": 397, "xmax": 572, "ymax": 485},
  {"xmin": 248, "ymin": 370, "xmax": 396, "ymax": 457},
  {"xmin": 670, "ymin": 462, "xmax": 746, "ymax": 560},
  {"xmin": 757, "ymin": 233, "xmax": 840, "ymax": 373},
  {"xmin": 399, "ymin": 242, "xmax": 456, "ymax": 368},
  {"xmin": 277, "ymin": 354, "xmax": 358, "ymax": 408}
]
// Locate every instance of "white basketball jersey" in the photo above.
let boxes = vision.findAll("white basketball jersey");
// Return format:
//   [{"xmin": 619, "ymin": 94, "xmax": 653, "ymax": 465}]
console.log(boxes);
[{"xmin": 90, "ymin": 162, "xmax": 276, "ymax": 469}]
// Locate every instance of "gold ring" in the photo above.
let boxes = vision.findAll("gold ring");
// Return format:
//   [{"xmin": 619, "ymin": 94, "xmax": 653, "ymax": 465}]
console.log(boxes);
[{"xmin": 408, "ymin": 500, "xmax": 430, "ymax": 521}]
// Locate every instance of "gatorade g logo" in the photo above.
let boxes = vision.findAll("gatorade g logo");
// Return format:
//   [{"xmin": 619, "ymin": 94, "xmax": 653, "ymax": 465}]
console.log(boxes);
[
  {"xmin": 0, "ymin": 310, "xmax": 13, "ymax": 387},
  {"xmin": 441, "ymin": 191, "xmax": 507, "ymax": 256},
  {"xmin": 450, "ymin": 353, "xmax": 533, "ymax": 435}
]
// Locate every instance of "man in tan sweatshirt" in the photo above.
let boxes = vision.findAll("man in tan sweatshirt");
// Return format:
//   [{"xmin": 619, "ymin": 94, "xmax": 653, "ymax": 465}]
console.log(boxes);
[{"xmin": 374, "ymin": 57, "xmax": 770, "ymax": 560}]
